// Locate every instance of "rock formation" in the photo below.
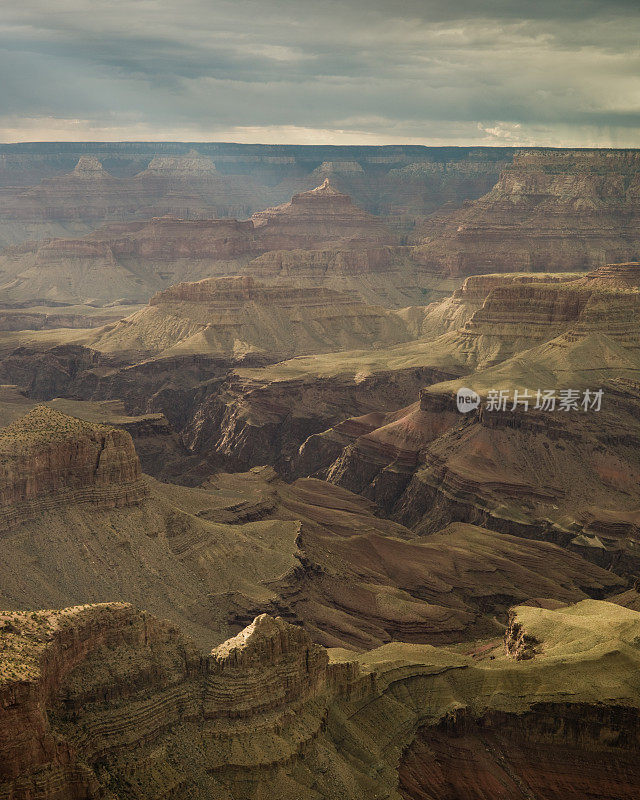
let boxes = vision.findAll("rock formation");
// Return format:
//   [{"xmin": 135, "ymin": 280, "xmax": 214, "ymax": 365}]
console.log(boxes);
[
  {"xmin": 203, "ymin": 469, "xmax": 624, "ymax": 648},
  {"xmin": 0, "ymin": 405, "xmax": 147, "ymax": 530},
  {"xmin": 414, "ymin": 149, "xmax": 640, "ymax": 276},
  {"xmin": 0, "ymin": 153, "xmax": 267, "ymax": 243},
  {"xmin": 82, "ymin": 275, "xmax": 417, "ymax": 359},
  {"xmin": 2, "ymin": 599, "xmax": 640, "ymax": 799},
  {"xmin": 0, "ymin": 400, "xmax": 623, "ymax": 651},
  {"xmin": 3, "ymin": 141, "xmax": 640, "ymax": 798},
  {"xmin": 0, "ymin": 216, "xmax": 258, "ymax": 305},
  {"xmin": 419, "ymin": 271, "xmax": 581, "ymax": 338},
  {"xmin": 251, "ymin": 178, "xmax": 398, "ymax": 250},
  {"xmin": 182, "ymin": 361, "xmax": 458, "ymax": 475},
  {"xmin": 0, "ymin": 143, "xmax": 513, "ymax": 247},
  {"xmin": 0, "ymin": 386, "xmax": 197, "ymax": 483},
  {"xmin": 316, "ymin": 267, "xmax": 640, "ymax": 570},
  {"xmin": 0, "ymin": 182, "xmax": 430, "ymax": 307}
]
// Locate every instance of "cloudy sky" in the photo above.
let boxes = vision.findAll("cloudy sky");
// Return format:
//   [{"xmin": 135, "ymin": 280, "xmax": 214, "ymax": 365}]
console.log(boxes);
[{"xmin": 1, "ymin": 0, "xmax": 639, "ymax": 145}]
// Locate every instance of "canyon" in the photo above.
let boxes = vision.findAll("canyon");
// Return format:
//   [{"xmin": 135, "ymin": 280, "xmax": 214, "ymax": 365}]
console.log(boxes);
[
  {"xmin": 0, "ymin": 406, "xmax": 623, "ymax": 652},
  {"xmin": 2, "ymin": 143, "xmax": 640, "ymax": 798},
  {"xmin": 2, "ymin": 599, "xmax": 640, "ymax": 799},
  {"xmin": 0, "ymin": 178, "xmax": 429, "ymax": 307}
]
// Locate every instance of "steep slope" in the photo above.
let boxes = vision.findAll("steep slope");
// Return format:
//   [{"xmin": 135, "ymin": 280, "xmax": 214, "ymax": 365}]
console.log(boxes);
[
  {"xmin": 2, "ymin": 600, "xmax": 640, "ymax": 800},
  {"xmin": 0, "ymin": 215, "xmax": 258, "ymax": 305},
  {"xmin": 0, "ymin": 180, "xmax": 439, "ymax": 307},
  {"xmin": 4, "ymin": 266, "xmax": 639, "ymax": 483},
  {"xmin": 414, "ymin": 149, "xmax": 640, "ymax": 276},
  {"xmin": 419, "ymin": 271, "xmax": 582, "ymax": 338},
  {"xmin": 0, "ymin": 387, "xmax": 200, "ymax": 484},
  {"xmin": 180, "ymin": 268, "xmax": 608, "ymax": 473},
  {"xmin": 182, "ymin": 360, "xmax": 459, "ymax": 474},
  {"xmin": 201, "ymin": 469, "xmax": 623, "ymax": 648},
  {"xmin": 0, "ymin": 405, "xmax": 147, "ymax": 530},
  {"xmin": 0, "ymin": 153, "xmax": 268, "ymax": 243}
]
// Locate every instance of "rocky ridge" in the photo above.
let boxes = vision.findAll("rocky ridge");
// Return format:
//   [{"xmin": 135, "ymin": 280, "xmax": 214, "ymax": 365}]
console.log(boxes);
[
  {"xmin": 82, "ymin": 275, "xmax": 417, "ymax": 359},
  {"xmin": 0, "ymin": 180, "xmax": 428, "ymax": 307},
  {"xmin": 0, "ymin": 401, "xmax": 623, "ymax": 651},
  {"xmin": 415, "ymin": 149, "xmax": 640, "ymax": 276},
  {"xmin": 251, "ymin": 178, "xmax": 397, "ymax": 250},
  {"xmin": 2, "ymin": 600, "xmax": 640, "ymax": 799},
  {"xmin": 0, "ymin": 144, "xmax": 513, "ymax": 247},
  {"xmin": 316, "ymin": 265, "xmax": 640, "ymax": 569}
]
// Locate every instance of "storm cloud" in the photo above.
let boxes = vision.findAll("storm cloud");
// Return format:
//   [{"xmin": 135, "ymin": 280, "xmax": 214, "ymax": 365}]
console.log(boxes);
[{"xmin": 1, "ymin": 0, "xmax": 639, "ymax": 144}]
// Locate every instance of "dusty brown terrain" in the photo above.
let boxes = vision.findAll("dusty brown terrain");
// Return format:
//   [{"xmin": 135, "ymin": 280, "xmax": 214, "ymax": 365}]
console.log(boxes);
[
  {"xmin": 82, "ymin": 275, "xmax": 419, "ymax": 360},
  {"xmin": 0, "ymin": 144, "xmax": 512, "ymax": 246},
  {"xmin": 0, "ymin": 408, "xmax": 621, "ymax": 651}
]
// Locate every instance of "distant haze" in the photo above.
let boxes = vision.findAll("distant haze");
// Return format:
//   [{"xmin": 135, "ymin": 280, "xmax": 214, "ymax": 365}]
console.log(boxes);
[{"xmin": 2, "ymin": 0, "xmax": 639, "ymax": 146}]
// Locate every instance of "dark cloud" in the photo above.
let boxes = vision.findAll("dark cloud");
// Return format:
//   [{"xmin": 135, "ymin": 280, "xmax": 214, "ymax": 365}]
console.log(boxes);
[{"xmin": 0, "ymin": 0, "xmax": 638, "ymax": 144}]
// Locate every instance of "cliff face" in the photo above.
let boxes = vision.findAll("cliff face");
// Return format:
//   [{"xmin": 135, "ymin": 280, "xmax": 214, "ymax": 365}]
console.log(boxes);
[
  {"xmin": 90, "ymin": 216, "xmax": 256, "ymax": 260},
  {"xmin": 0, "ymin": 406, "xmax": 147, "ymax": 530},
  {"xmin": 247, "ymin": 244, "xmax": 405, "ymax": 276},
  {"xmin": 0, "ymin": 216, "xmax": 258, "ymax": 305},
  {"xmin": 323, "ymin": 377, "xmax": 640, "ymax": 573},
  {"xmin": 0, "ymin": 401, "xmax": 623, "ymax": 654},
  {"xmin": 182, "ymin": 364, "xmax": 456, "ymax": 476},
  {"xmin": 420, "ymin": 265, "xmax": 640, "ymax": 370},
  {"xmin": 207, "ymin": 613, "xmax": 329, "ymax": 717},
  {"xmin": 0, "ymin": 144, "xmax": 512, "ymax": 241},
  {"xmin": 3, "ymin": 600, "xmax": 640, "ymax": 800},
  {"xmin": 310, "ymin": 265, "xmax": 640, "ymax": 568},
  {"xmin": 420, "ymin": 272, "xmax": 581, "ymax": 338},
  {"xmin": 0, "ymin": 603, "xmax": 203, "ymax": 799},
  {"xmin": 414, "ymin": 149, "xmax": 640, "ymax": 276}
]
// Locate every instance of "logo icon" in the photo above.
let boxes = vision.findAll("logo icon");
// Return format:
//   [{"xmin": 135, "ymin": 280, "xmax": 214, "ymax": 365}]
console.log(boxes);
[{"xmin": 456, "ymin": 387, "xmax": 480, "ymax": 413}]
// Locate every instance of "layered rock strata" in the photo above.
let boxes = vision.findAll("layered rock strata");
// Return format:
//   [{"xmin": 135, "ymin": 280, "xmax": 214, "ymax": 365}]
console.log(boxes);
[
  {"xmin": 0, "ymin": 406, "xmax": 146, "ymax": 530},
  {"xmin": 419, "ymin": 271, "xmax": 582, "ymax": 338},
  {"xmin": 325, "ymin": 374, "xmax": 640, "ymax": 571},
  {"xmin": 0, "ymin": 405, "xmax": 623, "ymax": 652},
  {"xmin": 0, "ymin": 216, "xmax": 258, "ymax": 305},
  {"xmin": 182, "ymin": 364, "xmax": 457, "ymax": 475},
  {"xmin": 0, "ymin": 154, "xmax": 266, "ymax": 230},
  {"xmin": 0, "ymin": 181, "xmax": 420, "ymax": 306},
  {"xmin": 2, "ymin": 600, "xmax": 640, "ymax": 800},
  {"xmin": 251, "ymin": 178, "xmax": 398, "ymax": 250},
  {"xmin": 83, "ymin": 276, "xmax": 416, "ymax": 359},
  {"xmin": 415, "ymin": 149, "xmax": 640, "ymax": 276}
]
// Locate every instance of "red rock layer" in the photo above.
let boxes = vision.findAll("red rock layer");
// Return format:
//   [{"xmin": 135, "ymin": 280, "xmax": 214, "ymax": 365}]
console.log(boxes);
[
  {"xmin": 3, "ymin": 601, "xmax": 640, "ymax": 800},
  {"xmin": 399, "ymin": 707, "xmax": 640, "ymax": 800},
  {"xmin": 205, "ymin": 614, "xmax": 328, "ymax": 717},
  {"xmin": 247, "ymin": 244, "xmax": 405, "ymax": 276},
  {"xmin": 88, "ymin": 216, "xmax": 256, "ymax": 260}
]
